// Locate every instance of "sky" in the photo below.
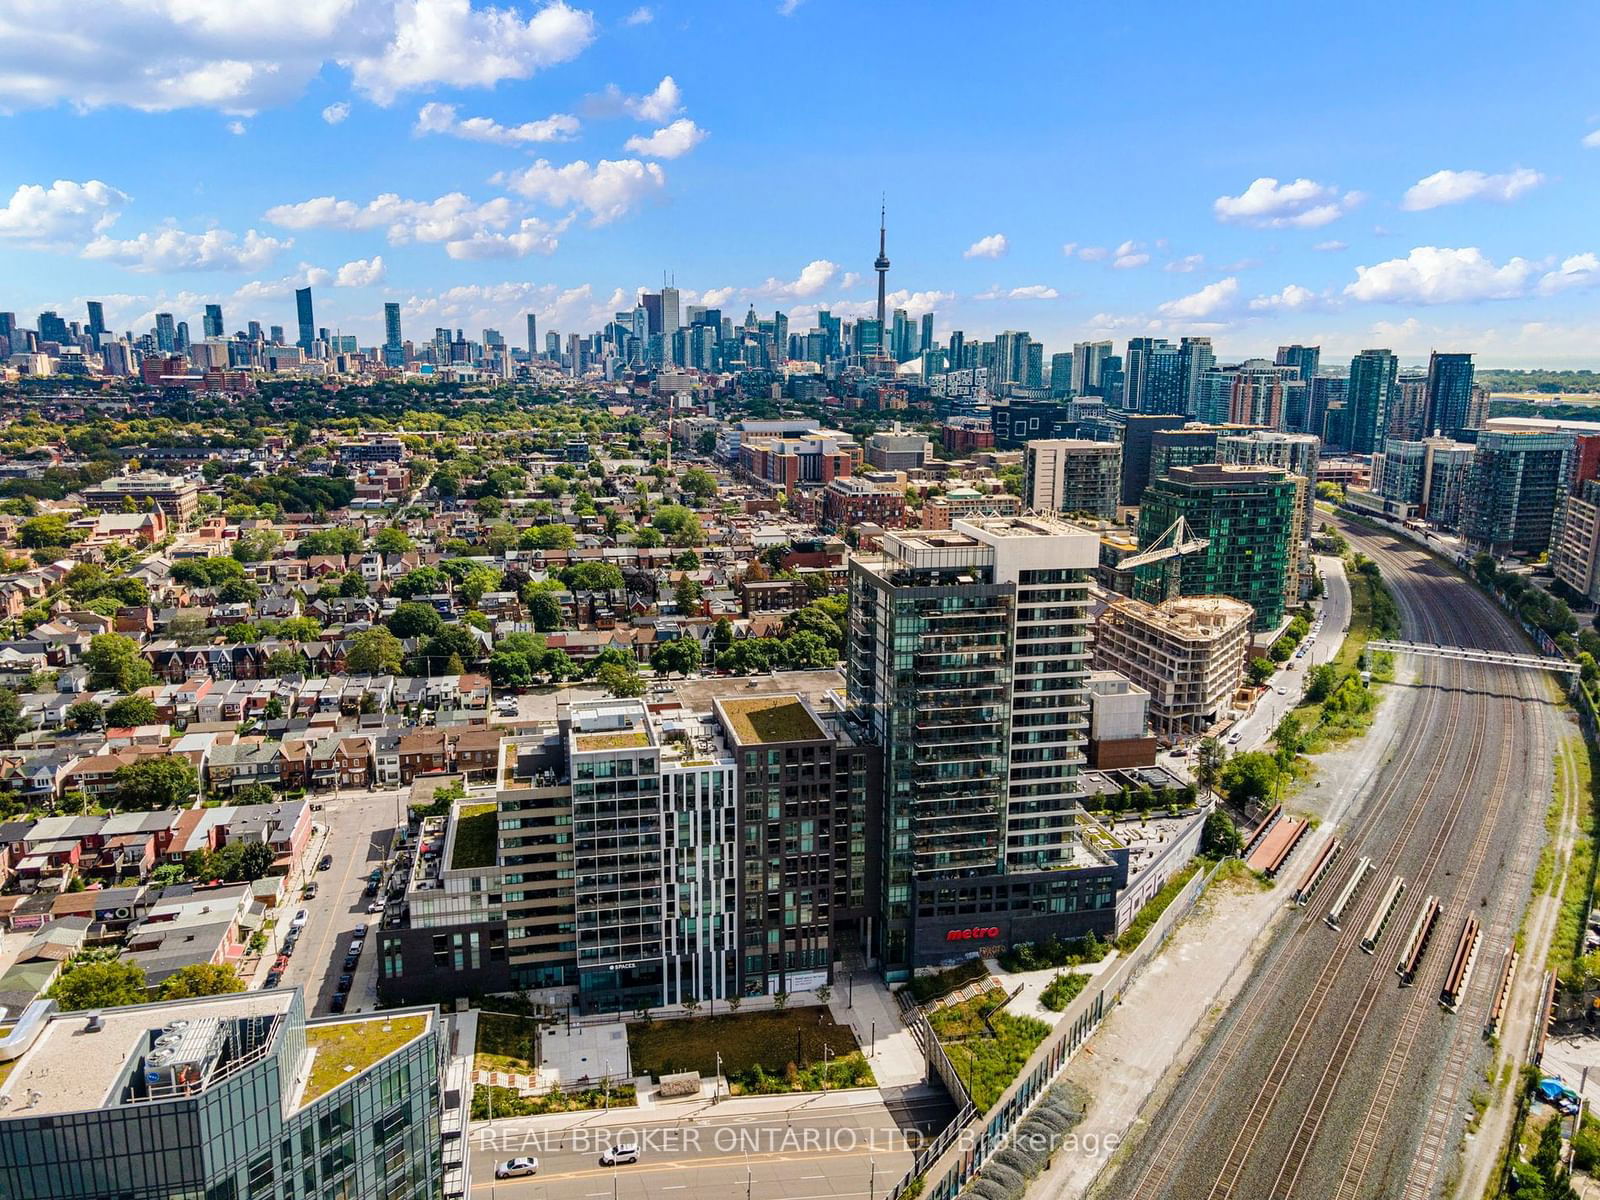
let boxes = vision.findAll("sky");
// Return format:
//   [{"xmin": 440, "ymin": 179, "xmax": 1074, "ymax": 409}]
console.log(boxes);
[{"xmin": 4, "ymin": 0, "xmax": 1600, "ymax": 367}]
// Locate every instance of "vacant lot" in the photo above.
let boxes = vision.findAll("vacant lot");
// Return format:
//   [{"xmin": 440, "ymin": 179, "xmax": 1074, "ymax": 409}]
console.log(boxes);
[{"xmin": 629, "ymin": 1007, "xmax": 861, "ymax": 1079}]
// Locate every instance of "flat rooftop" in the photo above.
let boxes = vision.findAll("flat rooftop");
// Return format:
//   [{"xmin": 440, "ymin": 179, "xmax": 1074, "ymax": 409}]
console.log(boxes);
[
  {"xmin": 1, "ymin": 989, "xmax": 297, "ymax": 1119},
  {"xmin": 715, "ymin": 695, "xmax": 827, "ymax": 745},
  {"xmin": 300, "ymin": 1013, "xmax": 430, "ymax": 1108}
]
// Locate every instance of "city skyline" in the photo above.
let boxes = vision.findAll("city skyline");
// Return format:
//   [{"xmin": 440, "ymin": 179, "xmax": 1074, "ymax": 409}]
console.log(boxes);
[{"xmin": 4, "ymin": 0, "xmax": 1600, "ymax": 363}]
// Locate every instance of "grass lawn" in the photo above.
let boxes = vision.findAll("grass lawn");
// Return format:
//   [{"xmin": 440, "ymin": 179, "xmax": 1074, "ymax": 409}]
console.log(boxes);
[
  {"xmin": 475, "ymin": 1011, "xmax": 540, "ymax": 1074},
  {"xmin": 303, "ymin": 1015, "xmax": 427, "ymax": 1105},
  {"xmin": 450, "ymin": 802, "xmax": 498, "ymax": 870},
  {"xmin": 928, "ymin": 989, "xmax": 1050, "ymax": 1112},
  {"xmin": 629, "ymin": 1008, "xmax": 860, "ymax": 1079}
]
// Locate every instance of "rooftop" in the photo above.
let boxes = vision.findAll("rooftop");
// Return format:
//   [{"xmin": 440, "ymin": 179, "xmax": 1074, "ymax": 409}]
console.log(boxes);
[
  {"xmin": 300, "ymin": 1013, "xmax": 429, "ymax": 1107},
  {"xmin": 715, "ymin": 695, "xmax": 827, "ymax": 746},
  {"xmin": 448, "ymin": 802, "xmax": 498, "ymax": 871}
]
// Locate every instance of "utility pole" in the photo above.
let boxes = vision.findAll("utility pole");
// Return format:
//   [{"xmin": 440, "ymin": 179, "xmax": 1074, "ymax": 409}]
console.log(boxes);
[{"xmin": 714, "ymin": 1049, "xmax": 722, "ymax": 1104}]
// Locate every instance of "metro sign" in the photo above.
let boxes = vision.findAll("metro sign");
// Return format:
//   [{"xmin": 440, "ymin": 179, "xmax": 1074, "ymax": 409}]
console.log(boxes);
[{"xmin": 946, "ymin": 926, "xmax": 1001, "ymax": 942}]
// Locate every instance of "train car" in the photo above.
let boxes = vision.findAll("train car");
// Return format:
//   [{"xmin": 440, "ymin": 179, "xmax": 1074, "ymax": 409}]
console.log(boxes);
[
  {"xmin": 1360, "ymin": 875, "xmax": 1407, "ymax": 954},
  {"xmin": 1326, "ymin": 856, "xmax": 1373, "ymax": 931},
  {"xmin": 1395, "ymin": 895, "xmax": 1441, "ymax": 985},
  {"xmin": 1292, "ymin": 838, "xmax": 1342, "ymax": 907},
  {"xmin": 1242, "ymin": 804, "xmax": 1284, "ymax": 861},
  {"xmin": 1439, "ymin": 916, "xmax": 1481, "ymax": 1012},
  {"xmin": 1485, "ymin": 948, "xmax": 1517, "ymax": 1037}
]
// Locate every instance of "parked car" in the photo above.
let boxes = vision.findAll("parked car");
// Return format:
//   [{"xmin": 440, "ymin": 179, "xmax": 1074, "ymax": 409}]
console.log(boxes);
[
  {"xmin": 348, "ymin": 939, "xmax": 365, "ymax": 957},
  {"xmin": 367, "ymin": 900, "xmax": 385, "ymax": 913},
  {"xmin": 263, "ymin": 971, "xmax": 282, "ymax": 989},
  {"xmin": 367, "ymin": 868, "xmax": 383, "ymax": 883},
  {"xmin": 337, "ymin": 973, "xmax": 353, "ymax": 990},
  {"xmin": 363, "ymin": 882, "xmax": 379, "ymax": 898},
  {"xmin": 290, "ymin": 909, "xmax": 309, "ymax": 930},
  {"xmin": 599, "ymin": 1145, "xmax": 639, "ymax": 1167},
  {"xmin": 353, "ymin": 923, "xmax": 367, "ymax": 937},
  {"xmin": 343, "ymin": 955, "xmax": 359, "ymax": 971},
  {"xmin": 329, "ymin": 993, "xmax": 348, "ymax": 1013},
  {"xmin": 273, "ymin": 954, "xmax": 289, "ymax": 972},
  {"xmin": 302, "ymin": 882, "xmax": 318, "ymax": 899},
  {"xmin": 318, "ymin": 854, "xmax": 334, "ymax": 871},
  {"xmin": 496, "ymin": 1159, "xmax": 539, "ymax": 1179}
]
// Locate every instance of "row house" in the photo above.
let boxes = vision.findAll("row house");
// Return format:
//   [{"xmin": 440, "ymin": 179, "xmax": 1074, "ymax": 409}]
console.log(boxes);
[{"xmin": 208, "ymin": 741, "xmax": 284, "ymax": 792}]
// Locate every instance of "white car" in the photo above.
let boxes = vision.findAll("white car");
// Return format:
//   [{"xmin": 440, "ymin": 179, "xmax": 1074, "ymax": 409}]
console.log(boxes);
[
  {"xmin": 496, "ymin": 1158, "xmax": 539, "ymax": 1179},
  {"xmin": 290, "ymin": 909, "xmax": 309, "ymax": 930},
  {"xmin": 1227, "ymin": 732, "xmax": 1242, "ymax": 745},
  {"xmin": 367, "ymin": 900, "xmax": 385, "ymax": 914},
  {"xmin": 1276, "ymin": 686, "xmax": 1287, "ymax": 695},
  {"xmin": 600, "ymin": 1145, "xmax": 640, "ymax": 1167}
]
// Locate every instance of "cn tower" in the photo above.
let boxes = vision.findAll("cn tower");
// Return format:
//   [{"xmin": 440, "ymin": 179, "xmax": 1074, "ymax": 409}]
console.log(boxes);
[{"xmin": 874, "ymin": 200, "xmax": 890, "ymax": 329}]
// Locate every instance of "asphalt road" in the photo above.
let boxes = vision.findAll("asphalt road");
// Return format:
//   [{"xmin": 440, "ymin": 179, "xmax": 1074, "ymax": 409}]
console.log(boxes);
[
  {"xmin": 273, "ymin": 785, "xmax": 403, "ymax": 1016},
  {"xmin": 1113, "ymin": 526, "xmax": 1565, "ymax": 1200},
  {"xmin": 468, "ymin": 1095, "xmax": 933, "ymax": 1200}
]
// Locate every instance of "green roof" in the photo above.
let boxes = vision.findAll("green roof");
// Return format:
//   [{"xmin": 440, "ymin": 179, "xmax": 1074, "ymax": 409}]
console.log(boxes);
[
  {"xmin": 450, "ymin": 803, "xmax": 498, "ymax": 870},
  {"xmin": 718, "ymin": 696, "xmax": 826, "ymax": 745},
  {"xmin": 301, "ymin": 1015, "xmax": 428, "ymax": 1107}
]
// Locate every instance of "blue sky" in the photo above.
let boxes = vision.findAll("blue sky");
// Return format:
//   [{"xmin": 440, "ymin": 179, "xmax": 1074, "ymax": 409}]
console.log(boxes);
[{"xmin": 4, "ymin": 0, "xmax": 1600, "ymax": 365}]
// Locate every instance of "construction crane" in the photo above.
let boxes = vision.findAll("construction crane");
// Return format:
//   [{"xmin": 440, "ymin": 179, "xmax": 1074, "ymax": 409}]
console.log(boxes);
[{"xmin": 1119, "ymin": 515, "xmax": 1210, "ymax": 603}]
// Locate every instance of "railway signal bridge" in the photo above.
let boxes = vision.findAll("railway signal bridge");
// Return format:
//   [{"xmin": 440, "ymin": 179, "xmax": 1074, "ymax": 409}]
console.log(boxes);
[{"xmin": 1366, "ymin": 640, "xmax": 1579, "ymax": 678}]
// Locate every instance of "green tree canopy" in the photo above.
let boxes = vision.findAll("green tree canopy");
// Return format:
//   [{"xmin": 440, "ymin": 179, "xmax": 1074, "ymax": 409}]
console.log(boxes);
[
  {"xmin": 48, "ymin": 958, "xmax": 149, "ymax": 1010},
  {"xmin": 160, "ymin": 963, "xmax": 245, "ymax": 999}
]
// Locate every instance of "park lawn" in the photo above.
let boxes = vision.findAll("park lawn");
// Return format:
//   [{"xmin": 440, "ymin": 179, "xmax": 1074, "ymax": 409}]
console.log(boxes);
[
  {"xmin": 928, "ymin": 989, "xmax": 1050, "ymax": 1112},
  {"xmin": 628, "ymin": 1007, "xmax": 860, "ymax": 1079},
  {"xmin": 475, "ymin": 1011, "xmax": 540, "ymax": 1074}
]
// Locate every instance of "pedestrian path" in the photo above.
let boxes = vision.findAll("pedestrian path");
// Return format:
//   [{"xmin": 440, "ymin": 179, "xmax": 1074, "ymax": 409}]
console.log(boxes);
[{"xmin": 827, "ymin": 971, "xmax": 925, "ymax": 1087}]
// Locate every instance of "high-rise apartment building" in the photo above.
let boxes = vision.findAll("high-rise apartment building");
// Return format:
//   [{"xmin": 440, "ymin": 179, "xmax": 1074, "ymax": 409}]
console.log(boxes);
[
  {"xmin": 154, "ymin": 312, "xmax": 176, "ymax": 353},
  {"xmin": 1371, "ymin": 437, "xmax": 1475, "ymax": 527},
  {"xmin": 1072, "ymin": 341, "xmax": 1113, "ymax": 398},
  {"xmin": 383, "ymin": 302, "xmax": 404, "ymax": 367},
  {"xmin": 1136, "ymin": 464, "xmax": 1299, "ymax": 629},
  {"xmin": 202, "ymin": 303, "xmax": 224, "ymax": 339},
  {"xmin": 295, "ymin": 287, "xmax": 315, "ymax": 355},
  {"xmin": 1125, "ymin": 337, "xmax": 1185, "ymax": 413},
  {"xmin": 1217, "ymin": 429, "xmax": 1321, "ymax": 531},
  {"xmin": 1462, "ymin": 429, "xmax": 1574, "ymax": 556},
  {"xmin": 1425, "ymin": 351, "xmax": 1476, "ymax": 439},
  {"xmin": 1275, "ymin": 344, "xmax": 1321, "ymax": 432},
  {"xmin": 1227, "ymin": 359, "xmax": 1288, "ymax": 428},
  {"xmin": 85, "ymin": 300, "xmax": 105, "ymax": 340},
  {"xmin": 1347, "ymin": 348, "xmax": 1398, "ymax": 455},
  {"xmin": 1178, "ymin": 336, "xmax": 1215, "ymax": 415},
  {"xmin": 847, "ymin": 516, "xmax": 1124, "ymax": 976},
  {"xmin": 1023, "ymin": 439, "xmax": 1122, "ymax": 518},
  {"xmin": 1120, "ymin": 413, "xmax": 1190, "ymax": 506},
  {"xmin": 1050, "ymin": 352, "xmax": 1075, "ymax": 398},
  {"xmin": 0, "ymin": 989, "xmax": 443, "ymax": 1200}
]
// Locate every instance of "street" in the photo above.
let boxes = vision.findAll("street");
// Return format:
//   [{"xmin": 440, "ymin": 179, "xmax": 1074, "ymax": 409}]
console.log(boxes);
[
  {"xmin": 270, "ymin": 785, "xmax": 404, "ymax": 1016},
  {"xmin": 468, "ymin": 1093, "xmax": 929, "ymax": 1200}
]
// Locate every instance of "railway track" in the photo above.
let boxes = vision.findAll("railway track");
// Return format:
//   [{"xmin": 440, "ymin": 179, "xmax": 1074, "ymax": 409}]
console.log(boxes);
[{"xmin": 1119, "ymin": 527, "xmax": 1560, "ymax": 1200}]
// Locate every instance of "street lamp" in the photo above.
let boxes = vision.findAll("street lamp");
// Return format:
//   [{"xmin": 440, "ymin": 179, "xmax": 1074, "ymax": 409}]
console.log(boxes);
[
  {"xmin": 713, "ymin": 1050, "xmax": 722, "ymax": 1104},
  {"xmin": 870, "ymin": 1158, "xmax": 877, "ymax": 1200}
]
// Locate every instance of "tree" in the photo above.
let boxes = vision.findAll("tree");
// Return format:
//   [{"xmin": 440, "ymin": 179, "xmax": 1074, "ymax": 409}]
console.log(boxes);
[
  {"xmin": 488, "ymin": 651, "xmax": 535, "ymax": 690},
  {"xmin": 597, "ymin": 661, "xmax": 645, "ymax": 697},
  {"xmin": 526, "ymin": 523, "xmax": 577, "ymax": 550},
  {"xmin": 85, "ymin": 633, "xmax": 155, "ymax": 692},
  {"xmin": 1201, "ymin": 810, "xmax": 1244, "ymax": 857},
  {"xmin": 541, "ymin": 648, "xmax": 580, "ymax": 681},
  {"xmin": 66, "ymin": 699, "xmax": 105, "ymax": 731},
  {"xmin": 561, "ymin": 562, "xmax": 624, "ymax": 592},
  {"xmin": 1304, "ymin": 663, "xmax": 1340, "ymax": 704},
  {"xmin": 113, "ymin": 756, "xmax": 198, "ymax": 810},
  {"xmin": 1218, "ymin": 751, "xmax": 1279, "ymax": 808},
  {"xmin": 230, "ymin": 529, "xmax": 282, "ymax": 563},
  {"xmin": 711, "ymin": 617, "xmax": 734, "ymax": 656},
  {"xmin": 457, "ymin": 565, "xmax": 504, "ymax": 609},
  {"xmin": 1195, "ymin": 736, "xmax": 1225, "ymax": 798},
  {"xmin": 528, "ymin": 589, "xmax": 564, "ymax": 632},
  {"xmin": 419, "ymin": 624, "xmax": 480, "ymax": 671},
  {"xmin": 653, "ymin": 505, "xmax": 704, "ymax": 546},
  {"xmin": 160, "ymin": 963, "xmax": 245, "ymax": 999},
  {"xmin": 346, "ymin": 627, "xmax": 404, "ymax": 675},
  {"xmin": 48, "ymin": 958, "xmax": 149, "ymax": 1009},
  {"xmin": 1246, "ymin": 656, "xmax": 1276, "ymax": 687},
  {"xmin": 392, "ymin": 565, "xmax": 447, "ymax": 599},
  {"xmin": 104, "ymin": 695, "xmax": 158, "ymax": 727},
  {"xmin": 276, "ymin": 617, "xmax": 323, "ymax": 641},
  {"xmin": 266, "ymin": 650, "xmax": 310, "ymax": 678},
  {"xmin": 217, "ymin": 576, "xmax": 261, "ymax": 604},
  {"xmin": 674, "ymin": 550, "xmax": 701, "ymax": 571},
  {"xmin": 263, "ymin": 696, "xmax": 284, "ymax": 721},
  {"xmin": 0, "ymin": 688, "xmax": 29, "ymax": 746},
  {"xmin": 679, "ymin": 468, "xmax": 717, "ymax": 504},
  {"xmin": 18, "ymin": 514, "xmax": 74, "ymax": 549},
  {"xmin": 149, "ymin": 862, "xmax": 186, "ymax": 886},
  {"xmin": 171, "ymin": 557, "xmax": 245, "ymax": 588},
  {"xmin": 372, "ymin": 527, "xmax": 415, "ymax": 555},
  {"xmin": 388, "ymin": 601, "xmax": 443, "ymax": 639},
  {"xmin": 651, "ymin": 639, "xmax": 702, "ymax": 678},
  {"xmin": 673, "ymin": 577, "xmax": 703, "ymax": 613},
  {"xmin": 780, "ymin": 631, "xmax": 836, "ymax": 669}
]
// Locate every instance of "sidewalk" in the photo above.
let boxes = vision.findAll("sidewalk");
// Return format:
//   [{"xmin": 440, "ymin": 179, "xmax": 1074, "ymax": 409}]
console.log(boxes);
[
  {"xmin": 827, "ymin": 970, "xmax": 924, "ymax": 1087},
  {"xmin": 995, "ymin": 954, "xmax": 1120, "ymax": 1024}
]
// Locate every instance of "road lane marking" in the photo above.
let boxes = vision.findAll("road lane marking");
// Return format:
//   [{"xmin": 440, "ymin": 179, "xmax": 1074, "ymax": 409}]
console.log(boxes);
[{"xmin": 521, "ymin": 1146, "xmax": 905, "ymax": 1183}]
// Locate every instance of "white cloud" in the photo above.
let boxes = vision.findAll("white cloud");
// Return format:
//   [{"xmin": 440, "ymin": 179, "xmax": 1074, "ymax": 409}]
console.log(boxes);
[
  {"xmin": 226, "ymin": 119, "xmax": 246, "ymax": 135},
  {"xmin": 444, "ymin": 215, "xmax": 569, "ymax": 259},
  {"xmin": 1313, "ymin": 240, "xmax": 1347, "ymax": 252},
  {"xmin": 1401, "ymin": 167, "xmax": 1544, "ymax": 211},
  {"xmin": 1585, "ymin": 129, "xmax": 1600, "ymax": 149},
  {"xmin": 334, "ymin": 255, "xmax": 386, "ymax": 286},
  {"xmin": 232, "ymin": 264, "xmax": 333, "ymax": 303},
  {"xmin": 84, "ymin": 226, "xmax": 290, "ymax": 272},
  {"xmin": 623, "ymin": 118, "xmax": 706, "ymax": 159},
  {"xmin": 963, "ymin": 233, "xmax": 1008, "ymax": 260},
  {"xmin": 1248, "ymin": 284, "xmax": 1318, "ymax": 312},
  {"xmin": 414, "ymin": 101, "xmax": 579, "ymax": 145},
  {"xmin": 974, "ymin": 284, "xmax": 1059, "ymax": 301},
  {"xmin": 1076, "ymin": 246, "xmax": 1109, "ymax": 262},
  {"xmin": 778, "ymin": 0, "xmax": 804, "ymax": 13},
  {"xmin": 624, "ymin": 5, "xmax": 652, "ymax": 23},
  {"xmin": 1539, "ymin": 253, "xmax": 1600, "ymax": 295},
  {"xmin": 496, "ymin": 158, "xmax": 665, "ymax": 225},
  {"xmin": 1214, "ymin": 177, "xmax": 1360, "ymax": 229},
  {"xmin": 1157, "ymin": 277, "xmax": 1240, "ymax": 319},
  {"xmin": 0, "ymin": 0, "xmax": 595, "ymax": 115},
  {"xmin": 322, "ymin": 101, "xmax": 351, "ymax": 125},
  {"xmin": 0, "ymin": 179, "xmax": 129, "ymax": 245},
  {"xmin": 840, "ymin": 271, "xmax": 860, "ymax": 289},
  {"xmin": 586, "ymin": 75, "xmax": 682, "ymax": 122},
  {"xmin": 1112, "ymin": 240, "xmax": 1149, "ymax": 269},
  {"xmin": 756, "ymin": 260, "xmax": 838, "ymax": 298},
  {"xmin": 699, "ymin": 286, "xmax": 736, "ymax": 308},
  {"xmin": 1344, "ymin": 245, "xmax": 1538, "ymax": 304},
  {"xmin": 1060, "ymin": 242, "xmax": 1077, "ymax": 257},
  {"xmin": 1164, "ymin": 254, "xmax": 1204, "ymax": 274},
  {"xmin": 348, "ymin": 0, "xmax": 596, "ymax": 105},
  {"xmin": 263, "ymin": 191, "xmax": 517, "ymax": 244}
]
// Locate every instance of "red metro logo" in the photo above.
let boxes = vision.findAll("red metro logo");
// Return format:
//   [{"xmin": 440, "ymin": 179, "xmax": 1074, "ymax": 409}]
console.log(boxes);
[{"xmin": 946, "ymin": 926, "xmax": 1002, "ymax": 942}]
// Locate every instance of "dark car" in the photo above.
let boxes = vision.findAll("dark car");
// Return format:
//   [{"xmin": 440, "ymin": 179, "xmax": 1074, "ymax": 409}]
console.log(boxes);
[
  {"xmin": 329, "ymin": 993, "xmax": 348, "ymax": 1013},
  {"xmin": 338, "ymin": 973, "xmax": 353, "ymax": 990},
  {"xmin": 302, "ymin": 882, "xmax": 318, "ymax": 899},
  {"xmin": 367, "ymin": 868, "xmax": 383, "ymax": 883},
  {"xmin": 363, "ymin": 882, "xmax": 378, "ymax": 898},
  {"xmin": 318, "ymin": 854, "xmax": 334, "ymax": 871},
  {"xmin": 264, "ymin": 971, "xmax": 282, "ymax": 988},
  {"xmin": 343, "ymin": 955, "xmax": 359, "ymax": 971}
]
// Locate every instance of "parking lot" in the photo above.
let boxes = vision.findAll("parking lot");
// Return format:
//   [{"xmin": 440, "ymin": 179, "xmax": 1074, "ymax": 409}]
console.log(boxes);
[{"xmin": 269, "ymin": 786, "xmax": 404, "ymax": 1016}]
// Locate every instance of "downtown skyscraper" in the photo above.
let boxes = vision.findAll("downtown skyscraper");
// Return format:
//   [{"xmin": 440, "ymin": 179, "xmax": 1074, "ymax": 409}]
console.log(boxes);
[{"xmin": 295, "ymin": 287, "xmax": 315, "ymax": 355}]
